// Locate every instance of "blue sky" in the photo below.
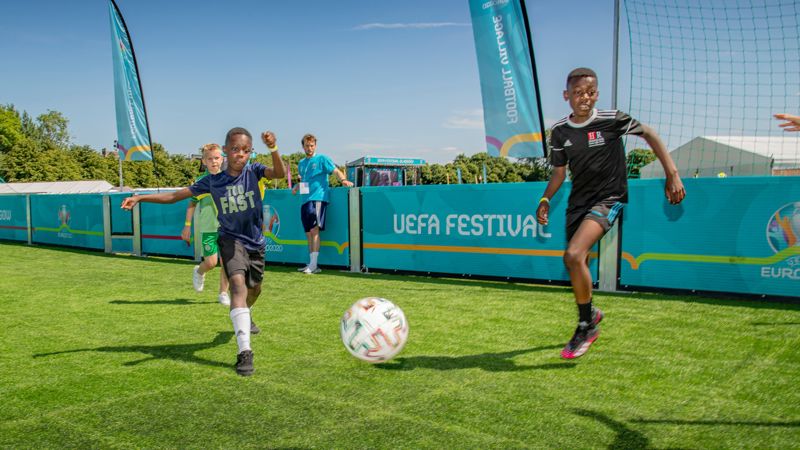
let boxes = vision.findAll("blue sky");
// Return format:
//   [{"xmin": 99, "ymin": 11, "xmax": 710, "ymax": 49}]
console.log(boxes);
[{"xmin": 0, "ymin": 0, "xmax": 616, "ymax": 163}]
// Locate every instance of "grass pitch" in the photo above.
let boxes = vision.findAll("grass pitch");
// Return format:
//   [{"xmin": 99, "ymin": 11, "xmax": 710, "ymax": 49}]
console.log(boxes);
[{"xmin": 1, "ymin": 242, "xmax": 799, "ymax": 448}]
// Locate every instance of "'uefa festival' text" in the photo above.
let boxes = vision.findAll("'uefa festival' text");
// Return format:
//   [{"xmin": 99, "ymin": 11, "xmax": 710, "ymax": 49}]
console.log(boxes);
[{"xmin": 393, "ymin": 214, "xmax": 550, "ymax": 238}]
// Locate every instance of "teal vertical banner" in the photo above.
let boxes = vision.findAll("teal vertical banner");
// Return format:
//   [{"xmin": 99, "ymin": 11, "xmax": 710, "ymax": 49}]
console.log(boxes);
[
  {"xmin": 468, "ymin": 0, "xmax": 545, "ymax": 158},
  {"xmin": 361, "ymin": 183, "xmax": 596, "ymax": 281},
  {"xmin": 262, "ymin": 188, "xmax": 350, "ymax": 267},
  {"xmin": 108, "ymin": 0, "xmax": 152, "ymax": 161},
  {"xmin": 621, "ymin": 177, "xmax": 800, "ymax": 298},
  {"xmin": 0, "ymin": 195, "xmax": 28, "ymax": 242},
  {"xmin": 31, "ymin": 194, "xmax": 104, "ymax": 250}
]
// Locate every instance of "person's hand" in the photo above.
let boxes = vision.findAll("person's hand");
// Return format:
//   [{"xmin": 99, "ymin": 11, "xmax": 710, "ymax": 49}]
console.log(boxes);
[
  {"xmin": 774, "ymin": 113, "xmax": 800, "ymax": 132},
  {"xmin": 121, "ymin": 196, "xmax": 139, "ymax": 210},
  {"xmin": 342, "ymin": 180, "xmax": 354, "ymax": 187},
  {"xmin": 291, "ymin": 184, "xmax": 298, "ymax": 195},
  {"xmin": 665, "ymin": 175, "xmax": 686, "ymax": 205},
  {"xmin": 536, "ymin": 201, "xmax": 549, "ymax": 225},
  {"xmin": 262, "ymin": 131, "xmax": 277, "ymax": 149},
  {"xmin": 181, "ymin": 226, "xmax": 192, "ymax": 245}
]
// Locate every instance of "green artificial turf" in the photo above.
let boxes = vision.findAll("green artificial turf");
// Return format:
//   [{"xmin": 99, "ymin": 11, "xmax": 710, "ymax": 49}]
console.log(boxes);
[{"xmin": 1, "ymin": 242, "xmax": 799, "ymax": 448}]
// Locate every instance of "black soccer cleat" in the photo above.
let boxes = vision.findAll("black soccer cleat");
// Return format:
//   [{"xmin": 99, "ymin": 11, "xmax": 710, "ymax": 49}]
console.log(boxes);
[
  {"xmin": 561, "ymin": 323, "xmax": 600, "ymax": 359},
  {"xmin": 235, "ymin": 350, "xmax": 254, "ymax": 376},
  {"xmin": 591, "ymin": 307, "xmax": 604, "ymax": 327},
  {"xmin": 250, "ymin": 320, "xmax": 261, "ymax": 335}
]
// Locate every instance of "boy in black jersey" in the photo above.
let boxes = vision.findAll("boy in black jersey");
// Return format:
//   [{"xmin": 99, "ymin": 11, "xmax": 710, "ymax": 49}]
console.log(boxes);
[{"xmin": 536, "ymin": 68, "xmax": 685, "ymax": 359}]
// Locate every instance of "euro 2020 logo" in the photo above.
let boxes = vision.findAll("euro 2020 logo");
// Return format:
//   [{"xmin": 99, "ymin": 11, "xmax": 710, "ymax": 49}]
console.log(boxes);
[
  {"xmin": 58, "ymin": 205, "xmax": 71, "ymax": 228},
  {"xmin": 57, "ymin": 204, "xmax": 73, "ymax": 239},
  {"xmin": 763, "ymin": 202, "xmax": 800, "ymax": 281},
  {"xmin": 263, "ymin": 205, "xmax": 280, "ymax": 237},
  {"xmin": 766, "ymin": 202, "xmax": 800, "ymax": 253},
  {"xmin": 262, "ymin": 204, "xmax": 283, "ymax": 253}
]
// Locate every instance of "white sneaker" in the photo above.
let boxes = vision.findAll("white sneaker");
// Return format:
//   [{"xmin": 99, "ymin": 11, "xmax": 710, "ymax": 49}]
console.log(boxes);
[
  {"xmin": 297, "ymin": 265, "xmax": 310, "ymax": 272},
  {"xmin": 218, "ymin": 292, "xmax": 230, "ymax": 306},
  {"xmin": 302, "ymin": 266, "xmax": 321, "ymax": 274},
  {"xmin": 192, "ymin": 265, "xmax": 205, "ymax": 292}
]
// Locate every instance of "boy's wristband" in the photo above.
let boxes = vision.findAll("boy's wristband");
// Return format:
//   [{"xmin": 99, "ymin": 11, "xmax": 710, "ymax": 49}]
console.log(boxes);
[
  {"xmin": 539, "ymin": 197, "xmax": 550, "ymax": 205},
  {"xmin": 184, "ymin": 221, "xmax": 192, "ymax": 226},
  {"xmin": 268, "ymin": 145, "xmax": 278, "ymax": 153}
]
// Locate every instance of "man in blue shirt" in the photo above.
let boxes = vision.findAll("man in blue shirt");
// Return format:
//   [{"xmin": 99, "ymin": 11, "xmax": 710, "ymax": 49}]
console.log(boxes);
[
  {"xmin": 122, "ymin": 127, "xmax": 285, "ymax": 376},
  {"xmin": 292, "ymin": 134, "xmax": 353, "ymax": 274}
]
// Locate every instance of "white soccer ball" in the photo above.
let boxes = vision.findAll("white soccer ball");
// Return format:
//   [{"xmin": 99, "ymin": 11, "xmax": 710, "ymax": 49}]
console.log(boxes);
[{"xmin": 340, "ymin": 297, "xmax": 409, "ymax": 363}]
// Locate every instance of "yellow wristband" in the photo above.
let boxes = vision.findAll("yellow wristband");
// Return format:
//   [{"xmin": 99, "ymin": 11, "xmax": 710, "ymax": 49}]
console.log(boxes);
[
  {"xmin": 539, "ymin": 197, "xmax": 550, "ymax": 204},
  {"xmin": 184, "ymin": 221, "xmax": 192, "ymax": 226},
  {"xmin": 268, "ymin": 145, "xmax": 278, "ymax": 153}
]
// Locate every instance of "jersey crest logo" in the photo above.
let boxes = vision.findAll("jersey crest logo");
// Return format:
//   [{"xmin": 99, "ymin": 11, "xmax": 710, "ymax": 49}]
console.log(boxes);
[{"xmin": 587, "ymin": 131, "xmax": 605, "ymax": 147}]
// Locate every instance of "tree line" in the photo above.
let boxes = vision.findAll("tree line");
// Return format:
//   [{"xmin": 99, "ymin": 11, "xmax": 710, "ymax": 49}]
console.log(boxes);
[{"xmin": 0, "ymin": 105, "xmax": 655, "ymax": 188}]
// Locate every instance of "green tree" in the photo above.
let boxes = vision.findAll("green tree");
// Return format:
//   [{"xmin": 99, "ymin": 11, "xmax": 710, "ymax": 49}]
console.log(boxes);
[
  {"xmin": 69, "ymin": 145, "xmax": 119, "ymax": 184},
  {"xmin": 36, "ymin": 110, "xmax": 71, "ymax": 150},
  {"xmin": 0, "ymin": 105, "xmax": 24, "ymax": 153},
  {"xmin": 626, "ymin": 148, "xmax": 656, "ymax": 178}
]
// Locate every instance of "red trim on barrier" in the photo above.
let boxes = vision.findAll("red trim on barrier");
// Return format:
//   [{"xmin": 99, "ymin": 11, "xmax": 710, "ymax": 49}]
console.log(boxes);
[
  {"xmin": 141, "ymin": 234, "xmax": 183, "ymax": 240},
  {"xmin": 0, "ymin": 225, "xmax": 27, "ymax": 230}
]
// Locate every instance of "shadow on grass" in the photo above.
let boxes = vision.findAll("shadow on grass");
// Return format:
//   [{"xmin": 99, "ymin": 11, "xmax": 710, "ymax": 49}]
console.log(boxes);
[
  {"xmin": 631, "ymin": 418, "xmax": 800, "ymax": 428},
  {"xmin": 33, "ymin": 331, "xmax": 234, "ymax": 369},
  {"xmin": 311, "ymin": 268, "xmax": 572, "ymax": 295},
  {"xmin": 0, "ymin": 240, "xmax": 196, "ymax": 265},
  {"xmin": 269, "ymin": 265, "xmax": 800, "ymax": 311},
  {"xmin": 620, "ymin": 291, "xmax": 800, "ymax": 312},
  {"xmin": 573, "ymin": 409, "xmax": 651, "ymax": 450},
  {"xmin": 750, "ymin": 321, "xmax": 800, "ymax": 326},
  {"xmin": 110, "ymin": 298, "xmax": 217, "ymax": 305},
  {"xmin": 375, "ymin": 345, "xmax": 574, "ymax": 372}
]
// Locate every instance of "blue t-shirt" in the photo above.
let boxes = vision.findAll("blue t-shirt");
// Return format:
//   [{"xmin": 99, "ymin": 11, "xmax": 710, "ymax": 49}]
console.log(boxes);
[
  {"xmin": 189, "ymin": 163, "xmax": 267, "ymax": 251},
  {"xmin": 298, "ymin": 154, "xmax": 336, "ymax": 203}
]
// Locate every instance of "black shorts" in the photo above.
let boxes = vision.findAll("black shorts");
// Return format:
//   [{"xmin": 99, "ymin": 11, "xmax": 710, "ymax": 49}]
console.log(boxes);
[
  {"xmin": 566, "ymin": 199, "xmax": 625, "ymax": 242},
  {"xmin": 218, "ymin": 236, "xmax": 265, "ymax": 289},
  {"xmin": 300, "ymin": 201, "xmax": 328, "ymax": 232}
]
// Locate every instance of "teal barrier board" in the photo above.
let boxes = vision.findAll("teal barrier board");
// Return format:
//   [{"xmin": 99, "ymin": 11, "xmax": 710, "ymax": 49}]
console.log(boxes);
[
  {"xmin": 621, "ymin": 177, "xmax": 800, "ymax": 298},
  {"xmin": 361, "ymin": 183, "xmax": 596, "ymax": 281},
  {"xmin": 0, "ymin": 195, "xmax": 28, "ymax": 242}
]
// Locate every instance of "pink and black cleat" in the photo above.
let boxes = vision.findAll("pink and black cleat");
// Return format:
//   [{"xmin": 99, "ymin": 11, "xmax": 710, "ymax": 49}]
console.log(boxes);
[{"xmin": 561, "ymin": 323, "xmax": 600, "ymax": 359}]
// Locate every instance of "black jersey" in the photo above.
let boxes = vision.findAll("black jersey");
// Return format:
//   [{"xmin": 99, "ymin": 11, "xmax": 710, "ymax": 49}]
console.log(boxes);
[{"xmin": 549, "ymin": 109, "xmax": 643, "ymax": 210}]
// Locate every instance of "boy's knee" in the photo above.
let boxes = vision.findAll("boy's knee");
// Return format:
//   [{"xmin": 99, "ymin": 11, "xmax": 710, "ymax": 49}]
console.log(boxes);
[
  {"xmin": 228, "ymin": 275, "xmax": 247, "ymax": 294},
  {"xmin": 563, "ymin": 247, "xmax": 586, "ymax": 268}
]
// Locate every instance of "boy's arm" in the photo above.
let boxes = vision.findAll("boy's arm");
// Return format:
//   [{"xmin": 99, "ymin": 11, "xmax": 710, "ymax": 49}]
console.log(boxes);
[
  {"xmin": 774, "ymin": 113, "xmax": 800, "ymax": 131},
  {"xmin": 181, "ymin": 201, "xmax": 197, "ymax": 244},
  {"xmin": 640, "ymin": 125, "xmax": 685, "ymax": 205},
  {"xmin": 262, "ymin": 148, "xmax": 286, "ymax": 179},
  {"xmin": 120, "ymin": 188, "xmax": 194, "ymax": 210},
  {"xmin": 536, "ymin": 166, "xmax": 566, "ymax": 225},
  {"xmin": 332, "ymin": 168, "xmax": 354, "ymax": 187},
  {"xmin": 261, "ymin": 131, "xmax": 286, "ymax": 179}
]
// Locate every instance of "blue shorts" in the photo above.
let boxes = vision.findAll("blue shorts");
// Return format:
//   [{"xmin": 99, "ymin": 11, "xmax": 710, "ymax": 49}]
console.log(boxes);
[{"xmin": 300, "ymin": 201, "xmax": 328, "ymax": 232}]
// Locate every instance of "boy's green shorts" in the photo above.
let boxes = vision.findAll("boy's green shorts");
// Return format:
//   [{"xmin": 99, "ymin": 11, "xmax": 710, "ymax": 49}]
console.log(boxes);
[{"xmin": 201, "ymin": 232, "xmax": 219, "ymax": 257}]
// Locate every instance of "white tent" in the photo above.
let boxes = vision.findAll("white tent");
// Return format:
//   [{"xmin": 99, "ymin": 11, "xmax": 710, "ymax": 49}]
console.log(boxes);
[
  {"xmin": 0, "ymin": 180, "xmax": 114, "ymax": 195},
  {"xmin": 639, "ymin": 136, "xmax": 800, "ymax": 178}
]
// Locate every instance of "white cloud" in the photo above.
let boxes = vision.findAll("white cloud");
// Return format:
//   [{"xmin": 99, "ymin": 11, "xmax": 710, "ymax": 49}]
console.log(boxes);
[
  {"xmin": 352, "ymin": 22, "xmax": 470, "ymax": 31},
  {"xmin": 442, "ymin": 109, "xmax": 484, "ymax": 130}
]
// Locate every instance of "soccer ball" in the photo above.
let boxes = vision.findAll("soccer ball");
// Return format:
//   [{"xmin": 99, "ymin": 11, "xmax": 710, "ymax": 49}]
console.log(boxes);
[{"xmin": 340, "ymin": 297, "xmax": 409, "ymax": 363}]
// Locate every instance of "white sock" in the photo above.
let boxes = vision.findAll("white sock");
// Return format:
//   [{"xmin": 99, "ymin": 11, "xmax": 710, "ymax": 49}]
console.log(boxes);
[
  {"xmin": 310, "ymin": 252, "xmax": 319, "ymax": 268},
  {"xmin": 230, "ymin": 307, "xmax": 251, "ymax": 353}
]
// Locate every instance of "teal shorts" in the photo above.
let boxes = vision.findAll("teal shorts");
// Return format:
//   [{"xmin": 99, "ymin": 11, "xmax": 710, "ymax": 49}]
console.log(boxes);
[{"xmin": 201, "ymin": 232, "xmax": 219, "ymax": 257}]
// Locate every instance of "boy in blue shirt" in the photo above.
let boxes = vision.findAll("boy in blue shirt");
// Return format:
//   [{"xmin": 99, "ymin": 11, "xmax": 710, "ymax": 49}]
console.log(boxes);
[
  {"xmin": 122, "ymin": 128, "xmax": 285, "ymax": 376},
  {"xmin": 292, "ymin": 134, "xmax": 353, "ymax": 274}
]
